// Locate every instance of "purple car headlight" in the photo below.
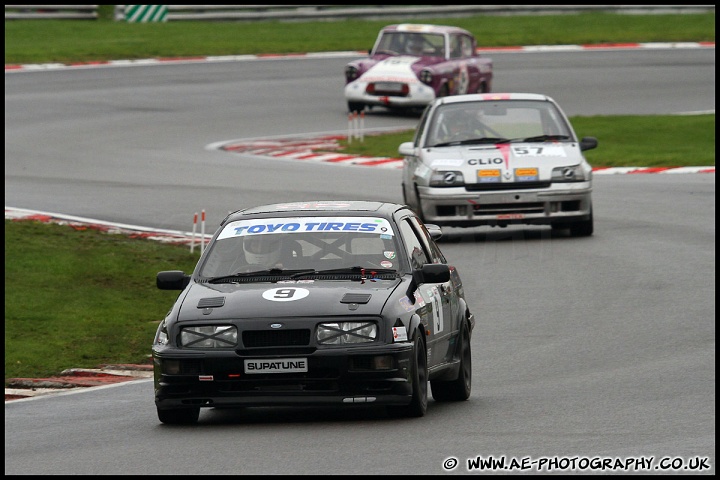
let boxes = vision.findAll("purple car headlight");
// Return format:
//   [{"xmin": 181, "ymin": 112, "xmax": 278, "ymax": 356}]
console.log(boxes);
[
  {"xmin": 345, "ymin": 65, "xmax": 359, "ymax": 82},
  {"xmin": 419, "ymin": 68, "xmax": 433, "ymax": 85}
]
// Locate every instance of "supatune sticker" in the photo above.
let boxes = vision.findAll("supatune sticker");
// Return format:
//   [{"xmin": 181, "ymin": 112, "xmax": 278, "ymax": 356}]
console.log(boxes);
[
  {"xmin": 244, "ymin": 358, "xmax": 308, "ymax": 374},
  {"xmin": 262, "ymin": 287, "xmax": 310, "ymax": 302}
]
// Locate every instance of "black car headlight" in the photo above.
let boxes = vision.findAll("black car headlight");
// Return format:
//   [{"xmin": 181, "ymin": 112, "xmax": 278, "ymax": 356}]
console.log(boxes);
[
  {"xmin": 419, "ymin": 68, "xmax": 433, "ymax": 85},
  {"xmin": 345, "ymin": 65, "xmax": 359, "ymax": 82},
  {"xmin": 429, "ymin": 170, "xmax": 465, "ymax": 187},
  {"xmin": 317, "ymin": 321, "xmax": 377, "ymax": 345},
  {"xmin": 552, "ymin": 165, "xmax": 589, "ymax": 182},
  {"xmin": 180, "ymin": 325, "xmax": 238, "ymax": 348},
  {"xmin": 154, "ymin": 320, "xmax": 169, "ymax": 346}
]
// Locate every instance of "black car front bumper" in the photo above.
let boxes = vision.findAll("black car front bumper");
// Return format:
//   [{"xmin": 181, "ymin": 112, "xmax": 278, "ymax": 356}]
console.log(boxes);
[{"xmin": 153, "ymin": 343, "xmax": 415, "ymax": 409}]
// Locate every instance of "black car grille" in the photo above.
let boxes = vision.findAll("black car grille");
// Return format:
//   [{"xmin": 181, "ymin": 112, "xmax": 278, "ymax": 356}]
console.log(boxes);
[
  {"xmin": 472, "ymin": 203, "xmax": 545, "ymax": 215},
  {"xmin": 242, "ymin": 329, "xmax": 311, "ymax": 348},
  {"xmin": 218, "ymin": 379, "xmax": 340, "ymax": 393},
  {"xmin": 465, "ymin": 181, "xmax": 551, "ymax": 191}
]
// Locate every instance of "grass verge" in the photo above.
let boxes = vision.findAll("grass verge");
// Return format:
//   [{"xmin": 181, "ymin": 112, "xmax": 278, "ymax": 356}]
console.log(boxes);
[{"xmin": 4, "ymin": 220, "xmax": 199, "ymax": 380}]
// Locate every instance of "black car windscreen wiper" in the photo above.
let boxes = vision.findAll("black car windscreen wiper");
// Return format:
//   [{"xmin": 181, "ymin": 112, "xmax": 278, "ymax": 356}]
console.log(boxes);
[
  {"xmin": 431, "ymin": 137, "xmax": 511, "ymax": 147},
  {"xmin": 514, "ymin": 134, "xmax": 571, "ymax": 143},
  {"xmin": 290, "ymin": 266, "xmax": 398, "ymax": 279},
  {"xmin": 208, "ymin": 268, "xmax": 296, "ymax": 283}
]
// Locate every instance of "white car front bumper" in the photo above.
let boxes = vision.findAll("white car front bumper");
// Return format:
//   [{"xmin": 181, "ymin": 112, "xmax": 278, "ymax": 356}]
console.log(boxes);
[{"xmin": 416, "ymin": 182, "xmax": 593, "ymax": 227}]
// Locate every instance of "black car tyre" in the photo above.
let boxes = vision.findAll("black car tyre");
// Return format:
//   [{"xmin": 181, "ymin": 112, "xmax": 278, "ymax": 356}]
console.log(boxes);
[
  {"xmin": 569, "ymin": 208, "xmax": 594, "ymax": 237},
  {"xmin": 413, "ymin": 186, "xmax": 428, "ymax": 224},
  {"xmin": 388, "ymin": 333, "xmax": 428, "ymax": 417},
  {"xmin": 157, "ymin": 407, "xmax": 200, "ymax": 425},
  {"xmin": 431, "ymin": 320, "xmax": 472, "ymax": 401},
  {"xmin": 475, "ymin": 81, "xmax": 489, "ymax": 94},
  {"xmin": 348, "ymin": 102, "xmax": 365, "ymax": 113}
]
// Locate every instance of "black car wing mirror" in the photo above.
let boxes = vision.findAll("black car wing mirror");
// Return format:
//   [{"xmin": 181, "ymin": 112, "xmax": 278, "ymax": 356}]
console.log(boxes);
[
  {"xmin": 406, "ymin": 263, "xmax": 451, "ymax": 301},
  {"xmin": 580, "ymin": 136, "xmax": 598, "ymax": 151},
  {"xmin": 157, "ymin": 270, "xmax": 191, "ymax": 290},
  {"xmin": 417, "ymin": 263, "xmax": 450, "ymax": 283}
]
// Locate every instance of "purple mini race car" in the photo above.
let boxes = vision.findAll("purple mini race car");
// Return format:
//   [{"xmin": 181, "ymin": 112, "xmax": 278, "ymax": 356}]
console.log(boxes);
[{"xmin": 344, "ymin": 23, "xmax": 493, "ymax": 113}]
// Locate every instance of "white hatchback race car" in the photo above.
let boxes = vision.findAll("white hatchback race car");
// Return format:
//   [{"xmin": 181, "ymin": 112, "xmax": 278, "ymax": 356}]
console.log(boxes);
[{"xmin": 399, "ymin": 93, "xmax": 598, "ymax": 237}]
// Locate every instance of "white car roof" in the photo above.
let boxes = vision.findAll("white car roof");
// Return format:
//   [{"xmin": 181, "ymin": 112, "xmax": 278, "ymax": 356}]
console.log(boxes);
[{"xmin": 434, "ymin": 93, "xmax": 553, "ymax": 105}]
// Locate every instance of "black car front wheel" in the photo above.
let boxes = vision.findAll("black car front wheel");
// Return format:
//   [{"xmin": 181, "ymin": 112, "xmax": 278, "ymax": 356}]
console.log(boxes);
[
  {"xmin": 431, "ymin": 320, "xmax": 472, "ymax": 401},
  {"xmin": 157, "ymin": 406, "xmax": 200, "ymax": 425},
  {"xmin": 388, "ymin": 333, "xmax": 428, "ymax": 417},
  {"xmin": 551, "ymin": 208, "xmax": 594, "ymax": 238}
]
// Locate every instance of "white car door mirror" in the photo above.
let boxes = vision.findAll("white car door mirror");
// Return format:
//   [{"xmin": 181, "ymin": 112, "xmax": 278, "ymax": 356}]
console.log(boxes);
[{"xmin": 399, "ymin": 142, "xmax": 415, "ymax": 156}]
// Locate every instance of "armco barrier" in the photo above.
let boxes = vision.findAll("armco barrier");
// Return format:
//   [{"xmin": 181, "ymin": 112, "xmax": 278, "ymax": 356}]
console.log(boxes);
[
  {"xmin": 4, "ymin": 5, "xmax": 98, "ymax": 20},
  {"xmin": 117, "ymin": 5, "xmax": 716, "ymax": 22},
  {"xmin": 5, "ymin": 5, "xmax": 715, "ymax": 21}
]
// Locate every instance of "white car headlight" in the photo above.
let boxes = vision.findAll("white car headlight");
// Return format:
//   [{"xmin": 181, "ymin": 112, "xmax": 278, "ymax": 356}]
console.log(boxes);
[
  {"xmin": 317, "ymin": 322, "xmax": 377, "ymax": 345},
  {"xmin": 181, "ymin": 325, "xmax": 238, "ymax": 348},
  {"xmin": 429, "ymin": 170, "xmax": 465, "ymax": 187},
  {"xmin": 551, "ymin": 165, "xmax": 589, "ymax": 182}
]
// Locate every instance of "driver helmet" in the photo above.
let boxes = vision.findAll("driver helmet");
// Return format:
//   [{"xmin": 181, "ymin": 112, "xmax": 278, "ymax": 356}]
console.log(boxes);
[
  {"xmin": 243, "ymin": 235, "xmax": 282, "ymax": 266},
  {"xmin": 407, "ymin": 36, "xmax": 423, "ymax": 55},
  {"xmin": 447, "ymin": 111, "xmax": 469, "ymax": 134}
]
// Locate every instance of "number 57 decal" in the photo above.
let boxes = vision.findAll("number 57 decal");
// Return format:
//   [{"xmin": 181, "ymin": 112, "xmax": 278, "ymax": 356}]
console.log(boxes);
[
  {"xmin": 513, "ymin": 146, "xmax": 544, "ymax": 155},
  {"xmin": 513, "ymin": 145, "xmax": 566, "ymax": 157}
]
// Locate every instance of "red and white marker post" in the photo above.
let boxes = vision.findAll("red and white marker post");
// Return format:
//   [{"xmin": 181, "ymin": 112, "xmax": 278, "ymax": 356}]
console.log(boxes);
[{"xmin": 200, "ymin": 210, "xmax": 206, "ymax": 254}]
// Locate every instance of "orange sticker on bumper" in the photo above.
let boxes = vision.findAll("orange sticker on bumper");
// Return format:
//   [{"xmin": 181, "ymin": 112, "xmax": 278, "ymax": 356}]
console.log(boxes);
[
  {"xmin": 477, "ymin": 169, "xmax": 501, "ymax": 183},
  {"xmin": 514, "ymin": 168, "xmax": 538, "ymax": 181}
]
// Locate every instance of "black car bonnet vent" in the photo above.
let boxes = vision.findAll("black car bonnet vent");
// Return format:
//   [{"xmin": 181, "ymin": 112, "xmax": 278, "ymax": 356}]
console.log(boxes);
[
  {"xmin": 197, "ymin": 296, "xmax": 225, "ymax": 309},
  {"xmin": 341, "ymin": 293, "xmax": 372, "ymax": 304}
]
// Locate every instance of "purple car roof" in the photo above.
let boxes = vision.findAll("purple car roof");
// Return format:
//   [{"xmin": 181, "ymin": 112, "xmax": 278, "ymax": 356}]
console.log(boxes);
[{"xmin": 380, "ymin": 23, "xmax": 473, "ymax": 36}]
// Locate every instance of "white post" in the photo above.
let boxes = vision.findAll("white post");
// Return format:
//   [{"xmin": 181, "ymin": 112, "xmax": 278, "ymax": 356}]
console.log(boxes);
[
  {"xmin": 348, "ymin": 113, "xmax": 353, "ymax": 144},
  {"xmin": 190, "ymin": 212, "xmax": 198, "ymax": 253},
  {"xmin": 353, "ymin": 112, "xmax": 359, "ymax": 142},
  {"xmin": 360, "ymin": 111, "xmax": 365, "ymax": 143}
]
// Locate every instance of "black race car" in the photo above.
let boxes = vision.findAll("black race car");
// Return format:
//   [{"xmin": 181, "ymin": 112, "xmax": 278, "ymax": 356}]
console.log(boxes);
[{"xmin": 153, "ymin": 200, "xmax": 475, "ymax": 424}]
